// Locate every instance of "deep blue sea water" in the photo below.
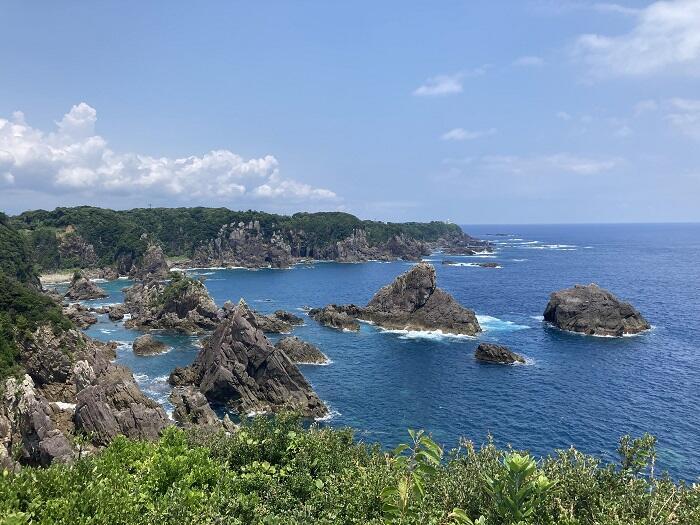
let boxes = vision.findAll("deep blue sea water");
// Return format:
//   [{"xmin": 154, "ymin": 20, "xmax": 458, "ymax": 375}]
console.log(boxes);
[{"xmin": 72, "ymin": 224, "xmax": 700, "ymax": 481}]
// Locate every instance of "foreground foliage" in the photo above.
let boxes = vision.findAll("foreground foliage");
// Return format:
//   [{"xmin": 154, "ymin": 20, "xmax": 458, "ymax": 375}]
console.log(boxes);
[{"xmin": 1, "ymin": 414, "xmax": 698, "ymax": 525}]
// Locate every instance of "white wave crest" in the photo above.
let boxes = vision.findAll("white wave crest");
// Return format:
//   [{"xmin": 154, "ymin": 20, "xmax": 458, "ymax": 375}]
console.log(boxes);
[{"xmin": 477, "ymin": 315, "xmax": 530, "ymax": 332}]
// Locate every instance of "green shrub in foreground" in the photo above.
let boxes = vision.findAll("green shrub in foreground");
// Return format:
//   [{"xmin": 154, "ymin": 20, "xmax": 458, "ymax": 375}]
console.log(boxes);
[{"xmin": 1, "ymin": 414, "xmax": 699, "ymax": 525}]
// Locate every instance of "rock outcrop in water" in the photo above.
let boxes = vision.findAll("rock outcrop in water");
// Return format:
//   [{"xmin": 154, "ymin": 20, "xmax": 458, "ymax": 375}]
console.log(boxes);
[
  {"xmin": 130, "ymin": 243, "xmax": 170, "ymax": 281},
  {"xmin": 123, "ymin": 274, "xmax": 219, "ymax": 333},
  {"xmin": 475, "ymin": 343, "xmax": 525, "ymax": 364},
  {"xmin": 311, "ymin": 264, "xmax": 480, "ymax": 336},
  {"xmin": 275, "ymin": 336, "xmax": 329, "ymax": 365},
  {"xmin": 64, "ymin": 272, "xmax": 108, "ymax": 300},
  {"xmin": 308, "ymin": 305, "xmax": 361, "ymax": 332},
  {"xmin": 63, "ymin": 303, "xmax": 98, "ymax": 329},
  {"xmin": 132, "ymin": 334, "xmax": 169, "ymax": 356},
  {"xmin": 543, "ymin": 284, "xmax": 650, "ymax": 337},
  {"xmin": 169, "ymin": 300, "xmax": 327, "ymax": 418}
]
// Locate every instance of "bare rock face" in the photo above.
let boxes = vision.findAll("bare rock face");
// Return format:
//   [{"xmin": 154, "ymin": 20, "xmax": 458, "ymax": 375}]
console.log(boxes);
[
  {"xmin": 123, "ymin": 275, "xmax": 219, "ymax": 333},
  {"xmin": 170, "ymin": 300, "xmax": 328, "ymax": 418},
  {"xmin": 333, "ymin": 229, "xmax": 429, "ymax": 262},
  {"xmin": 65, "ymin": 272, "xmax": 108, "ymax": 300},
  {"xmin": 275, "ymin": 336, "xmax": 329, "ymax": 365},
  {"xmin": 74, "ymin": 366, "xmax": 170, "ymax": 445},
  {"xmin": 475, "ymin": 343, "xmax": 525, "ymax": 364},
  {"xmin": 272, "ymin": 310, "xmax": 304, "ymax": 326},
  {"xmin": 193, "ymin": 221, "xmax": 295, "ymax": 269},
  {"xmin": 311, "ymin": 264, "xmax": 480, "ymax": 336},
  {"xmin": 0, "ymin": 375, "xmax": 75, "ymax": 468},
  {"xmin": 169, "ymin": 386, "xmax": 220, "ymax": 428},
  {"xmin": 130, "ymin": 243, "xmax": 170, "ymax": 281},
  {"xmin": 107, "ymin": 303, "xmax": 127, "ymax": 321},
  {"xmin": 2, "ymin": 324, "xmax": 170, "ymax": 466},
  {"xmin": 58, "ymin": 233, "xmax": 98, "ymax": 267},
  {"xmin": 544, "ymin": 284, "xmax": 650, "ymax": 337},
  {"xmin": 63, "ymin": 303, "xmax": 98, "ymax": 329},
  {"xmin": 308, "ymin": 305, "xmax": 361, "ymax": 332},
  {"xmin": 132, "ymin": 334, "xmax": 169, "ymax": 356}
]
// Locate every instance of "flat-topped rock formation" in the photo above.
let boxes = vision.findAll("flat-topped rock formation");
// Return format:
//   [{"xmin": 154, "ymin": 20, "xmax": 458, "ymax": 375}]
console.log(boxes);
[
  {"xmin": 475, "ymin": 342, "xmax": 525, "ymax": 364},
  {"xmin": 132, "ymin": 334, "xmax": 169, "ymax": 356},
  {"xmin": 64, "ymin": 272, "xmax": 108, "ymax": 300},
  {"xmin": 544, "ymin": 283, "xmax": 650, "ymax": 337},
  {"xmin": 311, "ymin": 264, "xmax": 480, "ymax": 336},
  {"xmin": 308, "ymin": 304, "xmax": 361, "ymax": 332},
  {"xmin": 123, "ymin": 274, "xmax": 219, "ymax": 334},
  {"xmin": 169, "ymin": 300, "xmax": 327, "ymax": 418},
  {"xmin": 275, "ymin": 336, "xmax": 329, "ymax": 365}
]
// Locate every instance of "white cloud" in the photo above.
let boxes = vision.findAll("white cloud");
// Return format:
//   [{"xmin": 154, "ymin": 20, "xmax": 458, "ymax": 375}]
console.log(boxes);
[
  {"xmin": 441, "ymin": 127, "xmax": 497, "ymax": 141},
  {"xmin": 482, "ymin": 153, "xmax": 620, "ymax": 175},
  {"xmin": 556, "ymin": 111, "xmax": 573, "ymax": 120},
  {"xmin": 665, "ymin": 97, "xmax": 700, "ymax": 139},
  {"xmin": 575, "ymin": 0, "xmax": 700, "ymax": 76},
  {"xmin": 0, "ymin": 103, "xmax": 337, "ymax": 203},
  {"xmin": 413, "ymin": 67, "xmax": 487, "ymax": 97},
  {"xmin": 592, "ymin": 2, "xmax": 640, "ymax": 16},
  {"xmin": 413, "ymin": 74, "xmax": 464, "ymax": 96},
  {"xmin": 513, "ymin": 55, "xmax": 546, "ymax": 67}
]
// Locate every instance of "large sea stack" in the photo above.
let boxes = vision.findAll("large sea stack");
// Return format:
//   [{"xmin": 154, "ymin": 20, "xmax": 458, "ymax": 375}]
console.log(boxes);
[
  {"xmin": 543, "ymin": 284, "xmax": 650, "ymax": 337},
  {"xmin": 310, "ymin": 263, "xmax": 480, "ymax": 336},
  {"xmin": 169, "ymin": 300, "xmax": 328, "ymax": 418},
  {"xmin": 64, "ymin": 272, "xmax": 108, "ymax": 300}
]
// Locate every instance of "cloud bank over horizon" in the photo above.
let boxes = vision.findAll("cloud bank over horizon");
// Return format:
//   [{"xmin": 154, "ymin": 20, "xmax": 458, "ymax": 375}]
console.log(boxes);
[{"xmin": 0, "ymin": 103, "xmax": 337, "ymax": 212}]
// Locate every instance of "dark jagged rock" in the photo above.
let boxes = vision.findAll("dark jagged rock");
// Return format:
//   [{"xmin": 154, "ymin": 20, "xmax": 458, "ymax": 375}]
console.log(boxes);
[
  {"xmin": 275, "ymin": 336, "xmax": 329, "ymax": 365},
  {"xmin": 169, "ymin": 386, "xmax": 220, "ymax": 428},
  {"xmin": 63, "ymin": 303, "xmax": 98, "ymax": 329},
  {"xmin": 130, "ymin": 243, "xmax": 169, "ymax": 281},
  {"xmin": 332, "ymin": 229, "xmax": 429, "ymax": 262},
  {"xmin": 442, "ymin": 260, "xmax": 500, "ymax": 268},
  {"xmin": 429, "ymin": 230, "xmax": 492, "ymax": 255},
  {"xmin": 65, "ymin": 272, "xmax": 108, "ymax": 300},
  {"xmin": 170, "ymin": 300, "xmax": 328, "ymax": 418},
  {"xmin": 132, "ymin": 334, "xmax": 169, "ymax": 356},
  {"xmin": 544, "ymin": 284, "xmax": 650, "ymax": 337},
  {"xmin": 308, "ymin": 305, "xmax": 361, "ymax": 332},
  {"xmin": 251, "ymin": 311, "xmax": 293, "ymax": 333},
  {"xmin": 310, "ymin": 264, "xmax": 480, "ymax": 335},
  {"xmin": 475, "ymin": 343, "xmax": 525, "ymax": 364},
  {"xmin": 272, "ymin": 310, "xmax": 304, "ymax": 326},
  {"xmin": 107, "ymin": 303, "xmax": 127, "ymax": 321},
  {"xmin": 123, "ymin": 275, "xmax": 219, "ymax": 334}
]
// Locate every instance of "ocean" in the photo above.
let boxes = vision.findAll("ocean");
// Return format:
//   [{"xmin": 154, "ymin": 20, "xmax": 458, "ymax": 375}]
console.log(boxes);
[{"xmin": 76, "ymin": 223, "xmax": 700, "ymax": 481}]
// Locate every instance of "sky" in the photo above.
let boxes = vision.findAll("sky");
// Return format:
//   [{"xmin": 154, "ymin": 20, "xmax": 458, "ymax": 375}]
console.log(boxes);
[{"xmin": 1, "ymin": 0, "xmax": 700, "ymax": 224}]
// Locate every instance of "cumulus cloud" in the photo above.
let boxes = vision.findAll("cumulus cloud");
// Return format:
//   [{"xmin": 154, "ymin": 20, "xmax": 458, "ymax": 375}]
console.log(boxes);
[
  {"xmin": 481, "ymin": 153, "xmax": 620, "ymax": 175},
  {"xmin": 0, "ymin": 103, "xmax": 337, "ymax": 204},
  {"xmin": 441, "ymin": 127, "xmax": 497, "ymax": 141},
  {"xmin": 575, "ymin": 0, "xmax": 700, "ymax": 76}
]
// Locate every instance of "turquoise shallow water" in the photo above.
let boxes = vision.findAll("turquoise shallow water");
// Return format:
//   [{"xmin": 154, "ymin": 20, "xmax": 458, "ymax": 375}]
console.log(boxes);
[{"xmin": 72, "ymin": 224, "xmax": 700, "ymax": 481}]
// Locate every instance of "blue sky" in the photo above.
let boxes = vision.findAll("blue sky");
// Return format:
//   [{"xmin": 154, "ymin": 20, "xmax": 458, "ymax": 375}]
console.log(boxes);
[{"xmin": 1, "ymin": 1, "xmax": 699, "ymax": 223}]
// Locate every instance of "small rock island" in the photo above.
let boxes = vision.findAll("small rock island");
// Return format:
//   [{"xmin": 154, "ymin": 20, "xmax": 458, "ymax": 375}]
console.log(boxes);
[
  {"xmin": 310, "ymin": 263, "xmax": 481, "ymax": 336},
  {"xmin": 544, "ymin": 283, "xmax": 650, "ymax": 337},
  {"xmin": 474, "ymin": 342, "xmax": 525, "ymax": 364}
]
